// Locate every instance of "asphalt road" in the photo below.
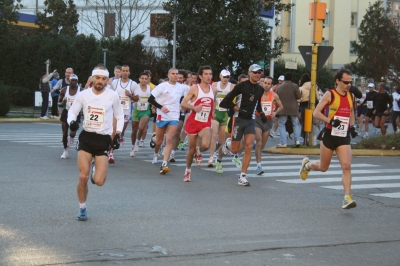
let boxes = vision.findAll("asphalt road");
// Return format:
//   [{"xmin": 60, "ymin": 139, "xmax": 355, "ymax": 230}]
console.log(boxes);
[{"xmin": 0, "ymin": 122, "xmax": 399, "ymax": 266}]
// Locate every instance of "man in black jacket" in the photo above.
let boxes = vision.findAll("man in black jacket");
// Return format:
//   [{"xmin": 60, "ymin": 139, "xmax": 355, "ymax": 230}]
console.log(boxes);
[{"xmin": 219, "ymin": 64, "xmax": 264, "ymax": 186}]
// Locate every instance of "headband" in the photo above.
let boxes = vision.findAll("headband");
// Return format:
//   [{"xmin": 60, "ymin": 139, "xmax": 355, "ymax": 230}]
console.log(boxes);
[{"xmin": 92, "ymin": 69, "xmax": 109, "ymax": 77}]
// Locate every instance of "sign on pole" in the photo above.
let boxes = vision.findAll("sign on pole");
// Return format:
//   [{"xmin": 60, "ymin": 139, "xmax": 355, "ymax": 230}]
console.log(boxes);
[{"xmin": 285, "ymin": 61, "xmax": 298, "ymax": 70}]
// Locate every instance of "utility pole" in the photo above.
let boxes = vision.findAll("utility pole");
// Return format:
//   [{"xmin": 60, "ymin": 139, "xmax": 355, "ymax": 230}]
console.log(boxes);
[
  {"xmin": 102, "ymin": 48, "xmax": 108, "ymax": 67},
  {"xmin": 306, "ymin": 0, "xmax": 326, "ymax": 146},
  {"xmin": 172, "ymin": 0, "xmax": 177, "ymax": 68}
]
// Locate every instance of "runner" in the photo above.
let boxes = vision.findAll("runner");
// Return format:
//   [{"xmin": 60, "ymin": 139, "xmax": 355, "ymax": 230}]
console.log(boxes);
[
  {"xmin": 362, "ymin": 83, "xmax": 378, "ymax": 138},
  {"xmin": 58, "ymin": 74, "xmax": 82, "ymax": 158},
  {"xmin": 299, "ymin": 68, "xmax": 358, "ymax": 209},
  {"xmin": 181, "ymin": 66, "xmax": 217, "ymax": 182},
  {"xmin": 255, "ymin": 76, "xmax": 283, "ymax": 175},
  {"xmin": 108, "ymin": 65, "xmax": 139, "ymax": 163},
  {"xmin": 219, "ymin": 64, "xmax": 265, "ymax": 186},
  {"xmin": 373, "ymin": 82, "xmax": 392, "ymax": 136},
  {"xmin": 207, "ymin": 69, "xmax": 235, "ymax": 167},
  {"xmin": 130, "ymin": 72, "xmax": 152, "ymax": 156},
  {"xmin": 67, "ymin": 64, "xmax": 124, "ymax": 221},
  {"xmin": 147, "ymin": 68, "xmax": 184, "ymax": 174}
]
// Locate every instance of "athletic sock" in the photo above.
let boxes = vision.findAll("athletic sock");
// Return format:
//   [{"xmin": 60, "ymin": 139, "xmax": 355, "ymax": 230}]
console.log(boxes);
[
  {"xmin": 162, "ymin": 161, "xmax": 167, "ymax": 166},
  {"xmin": 79, "ymin": 202, "xmax": 86, "ymax": 209},
  {"xmin": 257, "ymin": 163, "xmax": 261, "ymax": 167}
]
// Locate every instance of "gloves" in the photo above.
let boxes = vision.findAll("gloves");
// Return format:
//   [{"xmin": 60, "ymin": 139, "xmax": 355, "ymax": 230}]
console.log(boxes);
[
  {"xmin": 113, "ymin": 134, "xmax": 121, "ymax": 149},
  {"xmin": 69, "ymin": 120, "xmax": 79, "ymax": 131},
  {"xmin": 330, "ymin": 118, "xmax": 341, "ymax": 128},
  {"xmin": 350, "ymin": 126, "xmax": 357, "ymax": 138},
  {"xmin": 261, "ymin": 113, "xmax": 268, "ymax": 123}
]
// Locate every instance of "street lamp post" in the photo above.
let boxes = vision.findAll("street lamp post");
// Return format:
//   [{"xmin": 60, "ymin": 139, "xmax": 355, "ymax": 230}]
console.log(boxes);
[
  {"xmin": 102, "ymin": 48, "xmax": 108, "ymax": 67},
  {"xmin": 172, "ymin": 0, "xmax": 177, "ymax": 68}
]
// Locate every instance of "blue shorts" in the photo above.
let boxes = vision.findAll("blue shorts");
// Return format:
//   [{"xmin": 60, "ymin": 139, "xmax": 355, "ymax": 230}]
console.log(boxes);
[{"xmin": 156, "ymin": 120, "xmax": 179, "ymax": 128}]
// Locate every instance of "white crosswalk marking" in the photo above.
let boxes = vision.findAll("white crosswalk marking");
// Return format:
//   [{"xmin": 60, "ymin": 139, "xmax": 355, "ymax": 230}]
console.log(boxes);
[{"xmin": 1, "ymin": 131, "xmax": 398, "ymax": 199}]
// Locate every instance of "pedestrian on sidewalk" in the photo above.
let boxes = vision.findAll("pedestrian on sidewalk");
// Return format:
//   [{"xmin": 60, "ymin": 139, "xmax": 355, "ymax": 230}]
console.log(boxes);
[{"xmin": 39, "ymin": 69, "xmax": 57, "ymax": 119}]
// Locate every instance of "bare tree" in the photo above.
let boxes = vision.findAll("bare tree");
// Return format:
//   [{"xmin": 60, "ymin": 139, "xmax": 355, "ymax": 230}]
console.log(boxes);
[{"xmin": 79, "ymin": 0, "xmax": 162, "ymax": 40}]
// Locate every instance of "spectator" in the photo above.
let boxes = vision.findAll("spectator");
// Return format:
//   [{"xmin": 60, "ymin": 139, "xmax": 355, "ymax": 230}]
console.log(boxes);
[
  {"xmin": 298, "ymin": 73, "xmax": 313, "ymax": 144},
  {"xmin": 276, "ymin": 72, "xmax": 301, "ymax": 147},
  {"xmin": 39, "ymin": 69, "xmax": 57, "ymax": 119},
  {"xmin": 51, "ymin": 72, "xmax": 60, "ymax": 118}
]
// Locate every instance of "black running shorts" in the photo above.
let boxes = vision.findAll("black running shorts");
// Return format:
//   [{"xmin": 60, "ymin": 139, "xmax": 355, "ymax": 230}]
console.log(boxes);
[
  {"xmin": 320, "ymin": 128, "xmax": 351, "ymax": 151},
  {"xmin": 77, "ymin": 130, "xmax": 111, "ymax": 157}
]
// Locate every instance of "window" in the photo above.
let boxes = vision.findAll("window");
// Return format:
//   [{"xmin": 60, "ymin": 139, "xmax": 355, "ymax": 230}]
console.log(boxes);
[
  {"xmin": 351, "ymin": 12, "xmax": 358, "ymax": 27},
  {"xmin": 150, "ymin": 13, "xmax": 167, "ymax": 38}
]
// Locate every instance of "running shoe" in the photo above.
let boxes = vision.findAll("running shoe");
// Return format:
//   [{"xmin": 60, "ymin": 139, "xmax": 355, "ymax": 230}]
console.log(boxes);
[
  {"xmin": 120, "ymin": 137, "xmax": 125, "ymax": 146},
  {"xmin": 342, "ymin": 195, "xmax": 357, "ymax": 209},
  {"xmin": 160, "ymin": 165, "xmax": 170, "ymax": 174},
  {"xmin": 195, "ymin": 153, "xmax": 202, "ymax": 166},
  {"xmin": 40, "ymin": 116, "xmax": 49, "ymax": 119},
  {"xmin": 295, "ymin": 140, "xmax": 300, "ymax": 147},
  {"xmin": 77, "ymin": 208, "xmax": 88, "ymax": 221},
  {"xmin": 207, "ymin": 158, "xmax": 213, "ymax": 167},
  {"xmin": 139, "ymin": 140, "xmax": 144, "ymax": 147},
  {"xmin": 276, "ymin": 143, "xmax": 287, "ymax": 148},
  {"xmin": 238, "ymin": 176, "xmax": 250, "ymax": 186},
  {"xmin": 256, "ymin": 165, "xmax": 264, "ymax": 175},
  {"xmin": 178, "ymin": 141, "xmax": 185, "ymax": 151},
  {"xmin": 232, "ymin": 156, "xmax": 242, "ymax": 169},
  {"xmin": 108, "ymin": 153, "xmax": 115, "ymax": 164},
  {"xmin": 215, "ymin": 161, "xmax": 223, "ymax": 174},
  {"xmin": 75, "ymin": 140, "xmax": 79, "ymax": 151},
  {"xmin": 183, "ymin": 170, "xmax": 191, "ymax": 182},
  {"xmin": 299, "ymin": 157, "xmax": 310, "ymax": 180},
  {"xmin": 61, "ymin": 150, "xmax": 68, "ymax": 159},
  {"xmin": 90, "ymin": 161, "xmax": 95, "ymax": 184},
  {"xmin": 269, "ymin": 132, "xmax": 274, "ymax": 138},
  {"xmin": 134, "ymin": 144, "xmax": 139, "ymax": 152},
  {"xmin": 69, "ymin": 137, "xmax": 75, "ymax": 146},
  {"xmin": 222, "ymin": 138, "xmax": 231, "ymax": 155},
  {"xmin": 152, "ymin": 154, "xmax": 158, "ymax": 164},
  {"xmin": 150, "ymin": 133, "xmax": 156, "ymax": 148},
  {"xmin": 169, "ymin": 155, "xmax": 176, "ymax": 163},
  {"xmin": 130, "ymin": 148, "xmax": 135, "ymax": 157},
  {"xmin": 362, "ymin": 133, "xmax": 369, "ymax": 139}
]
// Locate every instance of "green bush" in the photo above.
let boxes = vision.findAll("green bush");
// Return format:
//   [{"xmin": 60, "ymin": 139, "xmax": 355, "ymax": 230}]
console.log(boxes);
[
  {"xmin": 0, "ymin": 83, "xmax": 10, "ymax": 116},
  {"xmin": 7, "ymin": 86, "xmax": 34, "ymax": 107}
]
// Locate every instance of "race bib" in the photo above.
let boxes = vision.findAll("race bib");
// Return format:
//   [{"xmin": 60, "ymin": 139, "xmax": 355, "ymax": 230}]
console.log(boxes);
[
  {"xmin": 66, "ymin": 98, "xmax": 75, "ymax": 110},
  {"xmin": 367, "ymin": 101, "xmax": 373, "ymax": 109},
  {"xmin": 137, "ymin": 97, "xmax": 149, "ymax": 111},
  {"xmin": 195, "ymin": 106, "xmax": 211, "ymax": 122},
  {"xmin": 120, "ymin": 96, "xmax": 130, "ymax": 110},
  {"xmin": 217, "ymin": 94, "xmax": 227, "ymax": 111},
  {"xmin": 84, "ymin": 105, "xmax": 105, "ymax": 129},
  {"xmin": 261, "ymin": 102, "xmax": 272, "ymax": 116},
  {"xmin": 331, "ymin": 115, "xmax": 349, "ymax": 137}
]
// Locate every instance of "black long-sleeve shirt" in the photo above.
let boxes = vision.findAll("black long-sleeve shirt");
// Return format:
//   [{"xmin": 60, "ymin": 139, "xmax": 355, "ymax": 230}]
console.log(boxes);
[
  {"xmin": 219, "ymin": 80, "xmax": 263, "ymax": 119},
  {"xmin": 373, "ymin": 92, "xmax": 392, "ymax": 112}
]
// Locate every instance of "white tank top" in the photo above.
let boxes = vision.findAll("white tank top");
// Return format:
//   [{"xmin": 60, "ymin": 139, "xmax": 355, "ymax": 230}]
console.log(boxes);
[
  {"xmin": 216, "ymin": 82, "xmax": 231, "ymax": 111},
  {"xmin": 136, "ymin": 85, "xmax": 151, "ymax": 111},
  {"xmin": 65, "ymin": 86, "xmax": 80, "ymax": 110},
  {"xmin": 114, "ymin": 79, "xmax": 133, "ymax": 110}
]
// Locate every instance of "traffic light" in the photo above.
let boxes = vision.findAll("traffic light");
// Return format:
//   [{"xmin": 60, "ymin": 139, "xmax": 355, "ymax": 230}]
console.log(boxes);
[{"xmin": 309, "ymin": 2, "xmax": 326, "ymax": 44}]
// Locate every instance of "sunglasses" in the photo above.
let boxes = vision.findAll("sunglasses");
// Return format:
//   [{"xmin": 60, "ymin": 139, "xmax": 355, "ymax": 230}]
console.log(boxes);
[
  {"xmin": 341, "ymin": 80, "xmax": 352, "ymax": 85},
  {"xmin": 222, "ymin": 75, "xmax": 230, "ymax": 78},
  {"xmin": 252, "ymin": 71, "xmax": 263, "ymax": 74}
]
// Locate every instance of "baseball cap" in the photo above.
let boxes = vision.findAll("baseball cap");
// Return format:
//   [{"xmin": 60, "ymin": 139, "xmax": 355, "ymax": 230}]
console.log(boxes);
[
  {"xmin": 70, "ymin": 74, "xmax": 78, "ymax": 80},
  {"xmin": 220, "ymin": 69, "xmax": 231, "ymax": 76},
  {"xmin": 249, "ymin": 64, "xmax": 262, "ymax": 72},
  {"xmin": 367, "ymin": 83, "xmax": 374, "ymax": 88},
  {"xmin": 278, "ymin": 75, "xmax": 284, "ymax": 81}
]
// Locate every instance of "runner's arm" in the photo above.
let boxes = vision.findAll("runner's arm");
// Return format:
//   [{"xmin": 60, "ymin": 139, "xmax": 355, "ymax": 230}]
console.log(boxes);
[
  {"xmin": 113, "ymin": 92, "xmax": 124, "ymax": 134},
  {"xmin": 219, "ymin": 83, "xmax": 242, "ymax": 110},
  {"xmin": 67, "ymin": 94, "xmax": 83, "ymax": 124}
]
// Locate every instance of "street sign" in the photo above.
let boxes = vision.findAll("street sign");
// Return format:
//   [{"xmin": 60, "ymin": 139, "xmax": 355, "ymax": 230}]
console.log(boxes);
[
  {"xmin": 298, "ymin": 45, "xmax": 334, "ymax": 72},
  {"xmin": 285, "ymin": 61, "xmax": 298, "ymax": 69}
]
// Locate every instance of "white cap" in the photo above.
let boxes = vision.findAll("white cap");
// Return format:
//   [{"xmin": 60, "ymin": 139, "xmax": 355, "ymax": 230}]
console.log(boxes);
[
  {"xmin": 70, "ymin": 74, "xmax": 78, "ymax": 80},
  {"xmin": 249, "ymin": 64, "xmax": 262, "ymax": 72},
  {"xmin": 220, "ymin": 69, "xmax": 231, "ymax": 76},
  {"xmin": 278, "ymin": 75, "xmax": 284, "ymax": 81},
  {"xmin": 368, "ymin": 83, "xmax": 375, "ymax": 88}
]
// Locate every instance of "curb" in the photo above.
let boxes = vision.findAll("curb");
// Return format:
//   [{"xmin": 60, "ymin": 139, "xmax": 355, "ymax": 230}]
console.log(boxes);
[
  {"xmin": 0, "ymin": 118, "xmax": 60, "ymax": 123},
  {"xmin": 263, "ymin": 146, "xmax": 400, "ymax": 157}
]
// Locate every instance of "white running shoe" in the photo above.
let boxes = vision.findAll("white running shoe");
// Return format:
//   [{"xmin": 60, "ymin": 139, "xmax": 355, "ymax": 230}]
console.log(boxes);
[
  {"xmin": 61, "ymin": 150, "xmax": 68, "ymax": 159},
  {"xmin": 40, "ymin": 116, "xmax": 49, "ymax": 120},
  {"xmin": 152, "ymin": 154, "xmax": 158, "ymax": 164},
  {"xmin": 139, "ymin": 140, "xmax": 144, "ymax": 147},
  {"xmin": 130, "ymin": 148, "xmax": 135, "ymax": 157},
  {"xmin": 238, "ymin": 176, "xmax": 250, "ymax": 186}
]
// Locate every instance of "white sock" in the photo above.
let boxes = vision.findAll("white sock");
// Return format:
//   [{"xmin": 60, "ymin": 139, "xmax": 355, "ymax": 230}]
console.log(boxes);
[
  {"xmin": 257, "ymin": 163, "xmax": 261, "ymax": 167},
  {"xmin": 305, "ymin": 163, "xmax": 310, "ymax": 170},
  {"xmin": 241, "ymin": 172, "xmax": 246, "ymax": 177},
  {"xmin": 186, "ymin": 168, "xmax": 191, "ymax": 172},
  {"xmin": 171, "ymin": 150, "xmax": 175, "ymax": 156},
  {"xmin": 162, "ymin": 161, "xmax": 167, "ymax": 166},
  {"xmin": 79, "ymin": 203, "xmax": 86, "ymax": 209}
]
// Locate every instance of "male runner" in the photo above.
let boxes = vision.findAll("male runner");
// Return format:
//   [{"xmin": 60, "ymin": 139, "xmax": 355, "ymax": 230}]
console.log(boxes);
[
  {"xmin": 219, "ymin": 64, "xmax": 264, "ymax": 186},
  {"xmin": 67, "ymin": 64, "xmax": 124, "ymax": 221},
  {"xmin": 207, "ymin": 69, "xmax": 235, "ymax": 167},
  {"xmin": 255, "ymin": 76, "xmax": 283, "ymax": 175},
  {"xmin": 130, "ymin": 72, "xmax": 152, "ymax": 156},
  {"xmin": 299, "ymin": 68, "xmax": 358, "ymax": 209},
  {"xmin": 58, "ymin": 74, "xmax": 82, "ymax": 158},
  {"xmin": 148, "ymin": 68, "xmax": 185, "ymax": 174},
  {"xmin": 108, "ymin": 65, "xmax": 139, "ymax": 163},
  {"xmin": 181, "ymin": 66, "xmax": 217, "ymax": 182}
]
